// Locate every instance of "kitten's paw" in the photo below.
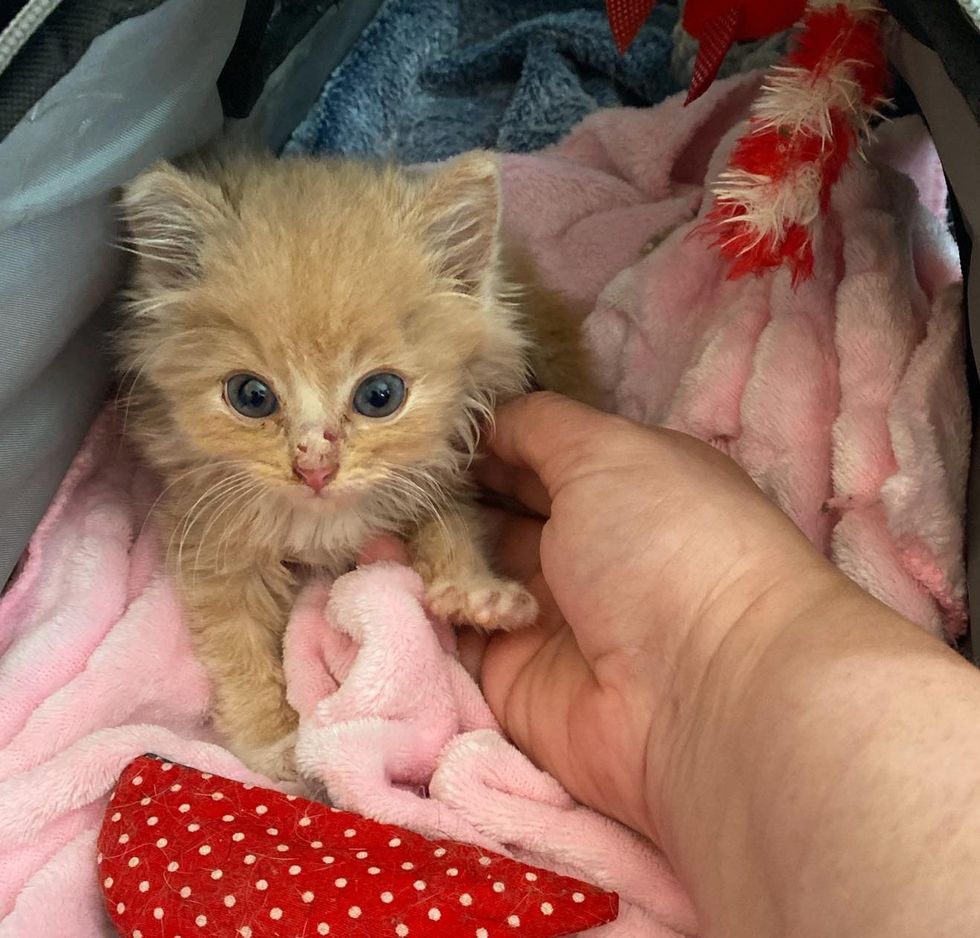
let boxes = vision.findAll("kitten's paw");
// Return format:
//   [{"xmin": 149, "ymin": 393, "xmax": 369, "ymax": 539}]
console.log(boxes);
[
  {"xmin": 231, "ymin": 731, "xmax": 298, "ymax": 782},
  {"xmin": 427, "ymin": 576, "xmax": 538, "ymax": 632}
]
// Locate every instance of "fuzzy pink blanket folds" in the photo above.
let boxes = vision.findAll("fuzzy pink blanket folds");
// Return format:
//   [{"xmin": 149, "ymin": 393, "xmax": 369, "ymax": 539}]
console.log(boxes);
[{"xmin": 0, "ymin": 75, "xmax": 968, "ymax": 937}]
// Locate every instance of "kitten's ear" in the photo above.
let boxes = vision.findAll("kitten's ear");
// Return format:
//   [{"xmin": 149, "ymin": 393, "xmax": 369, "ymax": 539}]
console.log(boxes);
[
  {"xmin": 418, "ymin": 151, "xmax": 501, "ymax": 295},
  {"xmin": 119, "ymin": 162, "xmax": 233, "ymax": 289}
]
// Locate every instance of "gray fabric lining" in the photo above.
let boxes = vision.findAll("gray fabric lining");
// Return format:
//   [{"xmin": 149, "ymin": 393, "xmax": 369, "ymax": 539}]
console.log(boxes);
[
  {"xmin": 0, "ymin": 0, "xmax": 171, "ymax": 142},
  {"xmin": 0, "ymin": 0, "xmax": 384, "ymax": 588},
  {"xmin": 884, "ymin": 0, "xmax": 980, "ymax": 122},
  {"xmin": 0, "ymin": 0, "xmax": 247, "ymax": 586},
  {"xmin": 957, "ymin": 0, "xmax": 980, "ymax": 31},
  {"xmin": 225, "ymin": 0, "xmax": 383, "ymax": 152}
]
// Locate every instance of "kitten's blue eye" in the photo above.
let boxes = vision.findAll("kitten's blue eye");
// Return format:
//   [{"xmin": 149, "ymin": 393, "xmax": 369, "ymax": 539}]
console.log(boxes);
[
  {"xmin": 225, "ymin": 373, "xmax": 278, "ymax": 419},
  {"xmin": 352, "ymin": 372, "xmax": 406, "ymax": 418}
]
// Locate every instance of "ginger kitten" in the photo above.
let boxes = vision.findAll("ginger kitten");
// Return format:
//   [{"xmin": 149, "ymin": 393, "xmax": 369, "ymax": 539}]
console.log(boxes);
[{"xmin": 116, "ymin": 151, "xmax": 591, "ymax": 779}]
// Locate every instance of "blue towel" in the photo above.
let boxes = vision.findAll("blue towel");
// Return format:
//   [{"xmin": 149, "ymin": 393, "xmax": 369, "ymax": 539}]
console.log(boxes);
[{"xmin": 285, "ymin": 0, "xmax": 682, "ymax": 161}]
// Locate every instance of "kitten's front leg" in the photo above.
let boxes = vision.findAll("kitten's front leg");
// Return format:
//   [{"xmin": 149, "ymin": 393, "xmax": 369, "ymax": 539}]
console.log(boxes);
[
  {"xmin": 182, "ymin": 565, "xmax": 299, "ymax": 781},
  {"xmin": 412, "ymin": 499, "xmax": 538, "ymax": 632}
]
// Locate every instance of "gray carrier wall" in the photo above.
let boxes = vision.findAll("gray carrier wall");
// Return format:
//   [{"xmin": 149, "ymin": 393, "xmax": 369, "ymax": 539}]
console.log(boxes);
[{"xmin": 0, "ymin": 0, "xmax": 381, "ymax": 587}]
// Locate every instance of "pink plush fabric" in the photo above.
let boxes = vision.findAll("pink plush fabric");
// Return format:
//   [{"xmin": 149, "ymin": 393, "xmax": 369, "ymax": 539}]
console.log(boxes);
[
  {"xmin": 0, "ymin": 76, "xmax": 968, "ymax": 937},
  {"xmin": 505, "ymin": 75, "xmax": 966, "ymax": 638},
  {"xmin": 290, "ymin": 569, "xmax": 697, "ymax": 938},
  {"xmin": 0, "ymin": 419, "xmax": 696, "ymax": 938}
]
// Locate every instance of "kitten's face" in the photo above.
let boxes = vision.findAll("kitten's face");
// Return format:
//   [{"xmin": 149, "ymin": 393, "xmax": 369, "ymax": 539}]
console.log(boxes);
[{"xmin": 117, "ymin": 153, "xmax": 528, "ymax": 527}]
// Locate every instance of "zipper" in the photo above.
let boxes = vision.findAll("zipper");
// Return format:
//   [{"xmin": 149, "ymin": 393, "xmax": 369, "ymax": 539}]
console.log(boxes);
[{"xmin": 0, "ymin": 0, "xmax": 63, "ymax": 77}]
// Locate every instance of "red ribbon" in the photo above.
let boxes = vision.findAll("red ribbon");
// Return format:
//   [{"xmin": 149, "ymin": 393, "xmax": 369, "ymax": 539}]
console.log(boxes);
[
  {"xmin": 686, "ymin": 6, "xmax": 740, "ymax": 103},
  {"xmin": 606, "ymin": 0, "xmax": 807, "ymax": 101},
  {"xmin": 604, "ymin": 0, "xmax": 659, "ymax": 54}
]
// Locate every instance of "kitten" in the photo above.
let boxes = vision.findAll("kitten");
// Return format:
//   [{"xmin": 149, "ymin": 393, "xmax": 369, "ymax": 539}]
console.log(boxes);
[{"xmin": 116, "ymin": 151, "xmax": 592, "ymax": 779}]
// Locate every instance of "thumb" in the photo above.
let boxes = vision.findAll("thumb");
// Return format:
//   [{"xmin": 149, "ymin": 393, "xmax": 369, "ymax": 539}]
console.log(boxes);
[{"xmin": 488, "ymin": 392, "xmax": 613, "ymax": 498}]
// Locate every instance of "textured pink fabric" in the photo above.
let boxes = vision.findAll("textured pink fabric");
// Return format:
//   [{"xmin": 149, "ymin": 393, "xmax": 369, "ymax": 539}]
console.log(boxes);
[
  {"xmin": 0, "ymin": 77, "xmax": 968, "ymax": 937},
  {"xmin": 0, "ymin": 421, "xmax": 695, "ymax": 938},
  {"xmin": 508, "ymin": 79, "xmax": 966, "ymax": 637},
  {"xmin": 291, "ymin": 567, "xmax": 697, "ymax": 938}
]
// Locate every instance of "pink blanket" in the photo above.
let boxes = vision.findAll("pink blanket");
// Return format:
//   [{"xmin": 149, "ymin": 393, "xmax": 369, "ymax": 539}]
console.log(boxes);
[{"xmin": 0, "ymin": 76, "xmax": 967, "ymax": 937}]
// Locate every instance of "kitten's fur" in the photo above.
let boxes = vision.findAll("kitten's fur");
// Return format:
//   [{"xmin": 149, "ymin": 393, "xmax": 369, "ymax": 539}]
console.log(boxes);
[{"xmin": 116, "ymin": 151, "xmax": 592, "ymax": 779}]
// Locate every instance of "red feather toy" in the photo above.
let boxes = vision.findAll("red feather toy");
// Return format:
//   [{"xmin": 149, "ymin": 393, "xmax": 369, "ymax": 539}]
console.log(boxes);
[{"xmin": 605, "ymin": 0, "xmax": 890, "ymax": 284}]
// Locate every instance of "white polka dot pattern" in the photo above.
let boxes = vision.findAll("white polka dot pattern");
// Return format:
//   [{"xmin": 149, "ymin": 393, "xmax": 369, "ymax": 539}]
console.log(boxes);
[{"xmin": 98, "ymin": 755, "xmax": 618, "ymax": 938}]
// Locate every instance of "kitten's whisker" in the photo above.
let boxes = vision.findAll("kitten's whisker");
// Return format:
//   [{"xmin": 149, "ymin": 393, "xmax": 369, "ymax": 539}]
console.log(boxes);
[
  {"xmin": 378, "ymin": 474, "xmax": 437, "ymax": 521},
  {"xmin": 211, "ymin": 486, "xmax": 265, "ymax": 581},
  {"xmin": 215, "ymin": 486, "xmax": 267, "ymax": 574},
  {"xmin": 459, "ymin": 389, "xmax": 496, "ymax": 466},
  {"xmin": 192, "ymin": 478, "xmax": 262, "ymax": 580},
  {"xmin": 113, "ymin": 356, "xmax": 151, "ymax": 440},
  {"xmin": 122, "ymin": 288, "xmax": 186, "ymax": 317},
  {"xmin": 380, "ymin": 467, "xmax": 460, "ymax": 562},
  {"xmin": 383, "ymin": 466, "xmax": 444, "ymax": 511},
  {"xmin": 115, "ymin": 244, "xmax": 176, "ymax": 267},
  {"xmin": 171, "ymin": 472, "xmax": 254, "ymax": 580},
  {"xmin": 117, "ymin": 231, "xmax": 199, "ymax": 269},
  {"xmin": 399, "ymin": 462, "xmax": 456, "ymax": 501},
  {"xmin": 194, "ymin": 478, "xmax": 255, "ymax": 549},
  {"xmin": 134, "ymin": 459, "xmax": 245, "ymax": 548},
  {"xmin": 400, "ymin": 464, "xmax": 473, "ymax": 566},
  {"xmin": 170, "ymin": 476, "xmax": 240, "ymax": 574}
]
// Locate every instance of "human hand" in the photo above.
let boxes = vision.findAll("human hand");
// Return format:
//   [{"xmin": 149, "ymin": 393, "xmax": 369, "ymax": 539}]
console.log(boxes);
[
  {"xmin": 365, "ymin": 394, "xmax": 980, "ymax": 937},
  {"xmin": 475, "ymin": 392, "xmax": 849, "ymax": 845}
]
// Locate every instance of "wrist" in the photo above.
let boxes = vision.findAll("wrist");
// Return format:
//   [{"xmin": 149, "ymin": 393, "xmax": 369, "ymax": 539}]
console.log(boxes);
[
  {"xmin": 649, "ymin": 565, "xmax": 972, "ymax": 937},
  {"xmin": 643, "ymin": 555, "xmax": 857, "ymax": 846},
  {"xmin": 647, "ymin": 554, "xmax": 848, "ymax": 828}
]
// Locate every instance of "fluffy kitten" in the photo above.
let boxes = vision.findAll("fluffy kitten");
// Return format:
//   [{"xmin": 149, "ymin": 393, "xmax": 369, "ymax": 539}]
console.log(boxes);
[{"xmin": 116, "ymin": 151, "xmax": 591, "ymax": 779}]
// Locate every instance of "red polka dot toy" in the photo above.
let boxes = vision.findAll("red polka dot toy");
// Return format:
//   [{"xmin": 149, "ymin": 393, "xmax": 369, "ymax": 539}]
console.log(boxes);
[{"xmin": 98, "ymin": 755, "xmax": 619, "ymax": 937}]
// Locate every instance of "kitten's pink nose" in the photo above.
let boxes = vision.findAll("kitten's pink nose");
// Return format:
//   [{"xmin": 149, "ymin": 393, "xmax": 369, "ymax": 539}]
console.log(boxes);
[{"xmin": 292, "ymin": 462, "xmax": 336, "ymax": 493}]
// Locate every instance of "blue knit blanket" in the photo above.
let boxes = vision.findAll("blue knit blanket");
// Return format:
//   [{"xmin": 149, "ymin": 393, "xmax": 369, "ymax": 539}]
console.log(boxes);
[{"xmin": 285, "ymin": 0, "xmax": 683, "ymax": 161}]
